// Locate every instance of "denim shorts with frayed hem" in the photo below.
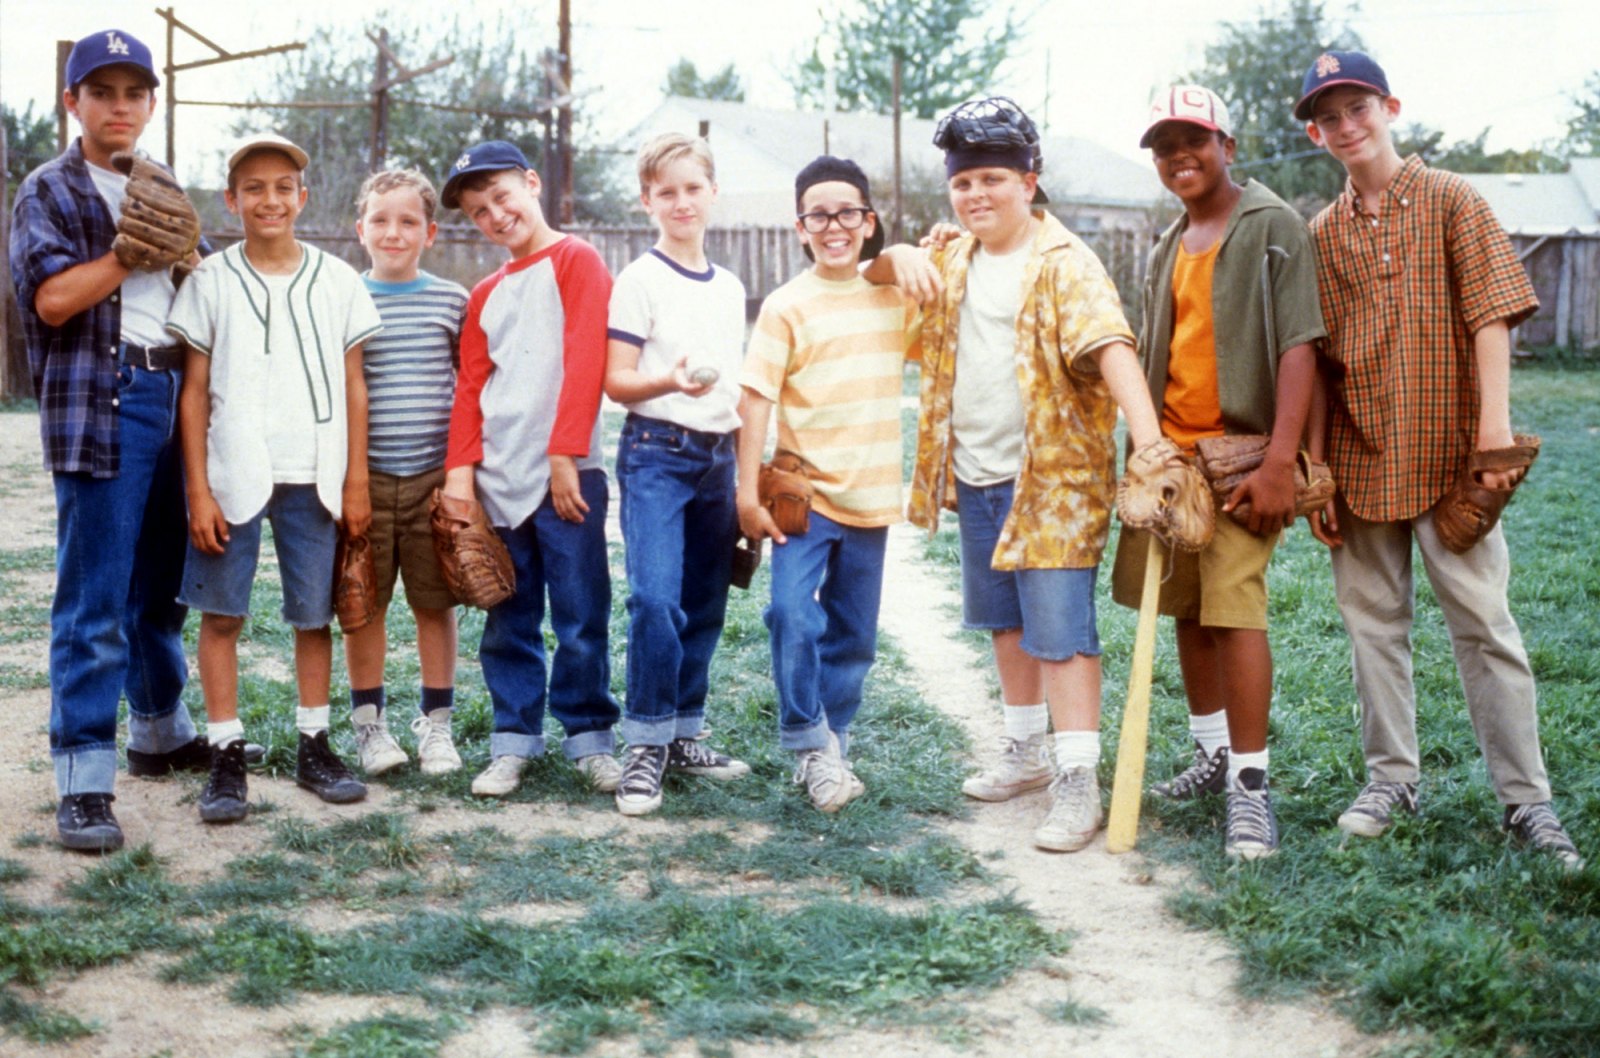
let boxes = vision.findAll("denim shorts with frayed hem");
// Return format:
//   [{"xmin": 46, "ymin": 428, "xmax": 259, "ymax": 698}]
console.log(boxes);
[{"xmin": 178, "ymin": 483, "xmax": 338, "ymax": 628}]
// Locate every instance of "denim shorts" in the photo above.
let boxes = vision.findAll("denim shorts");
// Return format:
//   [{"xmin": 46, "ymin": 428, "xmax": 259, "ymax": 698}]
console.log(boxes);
[
  {"xmin": 955, "ymin": 478, "xmax": 1101, "ymax": 661},
  {"xmin": 178, "ymin": 484, "xmax": 338, "ymax": 628}
]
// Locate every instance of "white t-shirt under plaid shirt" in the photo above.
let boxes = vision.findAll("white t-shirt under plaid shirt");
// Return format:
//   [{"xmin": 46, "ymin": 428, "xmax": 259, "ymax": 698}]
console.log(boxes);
[{"xmin": 361, "ymin": 271, "xmax": 468, "ymax": 476}]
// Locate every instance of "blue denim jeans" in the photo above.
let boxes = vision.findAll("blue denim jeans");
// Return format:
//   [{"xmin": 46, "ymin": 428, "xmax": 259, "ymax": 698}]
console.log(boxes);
[
  {"xmin": 50, "ymin": 363, "xmax": 195, "ymax": 796},
  {"xmin": 616, "ymin": 414, "xmax": 737, "ymax": 746},
  {"xmin": 479, "ymin": 468, "xmax": 619, "ymax": 760},
  {"xmin": 765, "ymin": 511, "xmax": 887, "ymax": 753}
]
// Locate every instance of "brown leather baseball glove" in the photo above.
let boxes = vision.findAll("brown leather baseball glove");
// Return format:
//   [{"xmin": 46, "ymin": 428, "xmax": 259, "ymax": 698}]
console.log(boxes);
[
  {"xmin": 1116, "ymin": 438, "xmax": 1215, "ymax": 551},
  {"xmin": 1433, "ymin": 434, "xmax": 1540, "ymax": 553},
  {"xmin": 1193, "ymin": 434, "xmax": 1337, "ymax": 527},
  {"xmin": 429, "ymin": 490, "xmax": 515, "ymax": 609},
  {"xmin": 759, "ymin": 450, "xmax": 814, "ymax": 536},
  {"xmin": 334, "ymin": 533, "xmax": 379, "ymax": 633},
  {"xmin": 109, "ymin": 152, "xmax": 202, "ymax": 272}
]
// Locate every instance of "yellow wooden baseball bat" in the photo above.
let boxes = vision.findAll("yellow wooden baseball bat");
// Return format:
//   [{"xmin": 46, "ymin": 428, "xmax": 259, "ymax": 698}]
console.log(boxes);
[{"xmin": 1106, "ymin": 532, "xmax": 1165, "ymax": 854}]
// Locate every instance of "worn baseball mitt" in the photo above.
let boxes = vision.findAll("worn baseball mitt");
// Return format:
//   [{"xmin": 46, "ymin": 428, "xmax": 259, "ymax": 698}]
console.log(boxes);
[
  {"xmin": 110, "ymin": 151, "xmax": 201, "ymax": 272},
  {"xmin": 1116, "ymin": 438, "xmax": 1215, "ymax": 551},
  {"xmin": 759, "ymin": 450, "xmax": 814, "ymax": 536},
  {"xmin": 333, "ymin": 532, "xmax": 378, "ymax": 633},
  {"xmin": 1193, "ymin": 434, "xmax": 1337, "ymax": 525},
  {"xmin": 429, "ymin": 490, "xmax": 515, "ymax": 609},
  {"xmin": 1433, "ymin": 434, "xmax": 1540, "ymax": 554}
]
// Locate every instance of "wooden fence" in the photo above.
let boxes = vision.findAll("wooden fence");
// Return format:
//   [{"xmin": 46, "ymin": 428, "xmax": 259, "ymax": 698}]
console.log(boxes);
[{"xmin": 1511, "ymin": 233, "xmax": 1600, "ymax": 352}]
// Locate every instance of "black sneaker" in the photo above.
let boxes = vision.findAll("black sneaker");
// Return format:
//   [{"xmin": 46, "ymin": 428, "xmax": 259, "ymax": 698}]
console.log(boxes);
[
  {"xmin": 666, "ymin": 736, "xmax": 751, "ymax": 780},
  {"xmin": 295, "ymin": 730, "xmax": 367, "ymax": 804},
  {"xmin": 1224, "ymin": 768, "xmax": 1279, "ymax": 860},
  {"xmin": 1337, "ymin": 780, "xmax": 1419, "ymax": 838},
  {"xmin": 1504, "ymin": 802, "xmax": 1584, "ymax": 870},
  {"xmin": 616, "ymin": 744, "xmax": 669, "ymax": 816},
  {"xmin": 1151, "ymin": 742, "xmax": 1229, "ymax": 800},
  {"xmin": 199, "ymin": 741, "xmax": 250, "ymax": 824},
  {"xmin": 56, "ymin": 793, "xmax": 124, "ymax": 852},
  {"xmin": 128, "ymin": 736, "xmax": 265, "ymax": 776}
]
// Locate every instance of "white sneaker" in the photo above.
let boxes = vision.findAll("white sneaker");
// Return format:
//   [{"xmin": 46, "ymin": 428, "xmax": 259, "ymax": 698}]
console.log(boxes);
[
  {"xmin": 962, "ymin": 733, "xmax": 1053, "ymax": 801},
  {"xmin": 1034, "ymin": 766, "xmax": 1103, "ymax": 852},
  {"xmin": 793, "ymin": 731, "xmax": 861, "ymax": 813},
  {"xmin": 410, "ymin": 712, "xmax": 461, "ymax": 776},
  {"xmin": 575, "ymin": 753, "xmax": 623, "ymax": 793},
  {"xmin": 471, "ymin": 754, "xmax": 527, "ymax": 797},
  {"xmin": 353, "ymin": 718, "xmax": 408, "ymax": 775}
]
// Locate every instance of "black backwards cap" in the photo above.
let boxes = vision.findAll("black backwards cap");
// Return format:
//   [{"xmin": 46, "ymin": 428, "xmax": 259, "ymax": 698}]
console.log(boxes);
[{"xmin": 793, "ymin": 155, "xmax": 885, "ymax": 262}]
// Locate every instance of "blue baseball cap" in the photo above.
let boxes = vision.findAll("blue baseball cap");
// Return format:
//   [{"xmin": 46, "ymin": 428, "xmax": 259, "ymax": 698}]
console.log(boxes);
[
  {"xmin": 66, "ymin": 29, "xmax": 159, "ymax": 90},
  {"xmin": 1294, "ymin": 50, "xmax": 1390, "ymax": 121},
  {"xmin": 441, "ymin": 141, "xmax": 531, "ymax": 209}
]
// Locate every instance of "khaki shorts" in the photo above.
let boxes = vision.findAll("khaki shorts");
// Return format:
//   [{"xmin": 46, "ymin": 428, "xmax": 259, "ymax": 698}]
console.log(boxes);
[
  {"xmin": 1111, "ymin": 513, "xmax": 1278, "ymax": 630},
  {"xmin": 368, "ymin": 467, "xmax": 457, "ymax": 612}
]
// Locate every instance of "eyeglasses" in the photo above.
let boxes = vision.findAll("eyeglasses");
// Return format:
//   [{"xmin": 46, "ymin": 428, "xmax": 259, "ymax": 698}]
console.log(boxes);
[
  {"xmin": 797, "ymin": 207, "xmax": 871, "ymax": 233},
  {"xmin": 1312, "ymin": 96, "xmax": 1383, "ymax": 132}
]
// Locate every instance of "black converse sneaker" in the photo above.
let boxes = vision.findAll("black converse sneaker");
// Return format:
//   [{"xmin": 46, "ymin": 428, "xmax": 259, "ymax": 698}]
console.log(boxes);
[
  {"xmin": 295, "ymin": 730, "xmax": 368, "ymax": 804},
  {"xmin": 616, "ymin": 744, "xmax": 669, "ymax": 816},
  {"xmin": 57, "ymin": 793, "xmax": 124, "ymax": 852},
  {"xmin": 1503, "ymin": 802, "xmax": 1583, "ymax": 870},
  {"xmin": 198, "ymin": 741, "xmax": 250, "ymax": 824},
  {"xmin": 666, "ymin": 737, "xmax": 751, "ymax": 780},
  {"xmin": 1224, "ymin": 768, "xmax": 1279, "ymax": 860},
  {"xmin": 1151, "ymin": 742, "xmax": 1229, "ymax": 800}
]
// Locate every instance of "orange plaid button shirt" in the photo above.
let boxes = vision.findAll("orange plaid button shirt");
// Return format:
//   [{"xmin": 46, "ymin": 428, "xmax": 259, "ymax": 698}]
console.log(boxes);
[{"xmin": 1310, "ymin": 156, "xmax": 1537, "ymax": 522}]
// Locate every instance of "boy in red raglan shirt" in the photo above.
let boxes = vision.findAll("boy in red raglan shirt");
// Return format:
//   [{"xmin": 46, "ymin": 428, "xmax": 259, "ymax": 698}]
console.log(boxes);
[{"xmin": 438, "ymin": 141, "xmax": 621, "ymax": 799}]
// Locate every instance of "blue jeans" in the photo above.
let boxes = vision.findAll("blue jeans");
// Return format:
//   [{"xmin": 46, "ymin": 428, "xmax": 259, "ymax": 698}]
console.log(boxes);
[
  {"xmin": 765, "ymin": 511, "xmax": 887, "ymax": 753},
  {"xmin": 480, "ymin": 468, "xmax": 619, "ymax": 760},
  {"xmin": 50, "ymin": 364, "xmax": 195, "ymax": 796},
  {"xmin": 616, "ymin": 415, "xmax": 737, "ymax": 745}
]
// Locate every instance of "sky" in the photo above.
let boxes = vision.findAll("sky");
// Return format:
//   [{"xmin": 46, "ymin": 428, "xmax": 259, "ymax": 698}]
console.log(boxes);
[{"xmin": 2, "ymin": 0, "xmax": 1594, "ymax": 186}]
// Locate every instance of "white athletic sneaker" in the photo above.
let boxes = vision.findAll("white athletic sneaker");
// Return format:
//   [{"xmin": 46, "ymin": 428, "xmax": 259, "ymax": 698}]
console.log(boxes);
[
  {"xmin": 410, "ymin": 712, "xmax": 461, "ymax": 776},
  {"xmin": 1034, "ymin": 766, "xmax": 1103, "ymax": 852},
  {"xmin": 575, "ymin": 752, "xmax": 623, "ymax": 793},
  {"xmin": 793, "ymin": 730, "xmax": 861, "ymax": 813},
  {"xmin": 353, "ymin": 718, "xmax": 408, "ymax": 775},
  {"xmin": 962, "ymin": 733, "xmax": 1053, "ymax": 801},
  {"xmin": 471, "ymin": 754, "xmax": 527, "ymax": 797}
]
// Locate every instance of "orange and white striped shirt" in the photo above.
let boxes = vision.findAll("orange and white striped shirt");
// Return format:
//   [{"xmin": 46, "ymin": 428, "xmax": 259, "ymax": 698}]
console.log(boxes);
[{"xmin": 740, "ymin": 270, "xmax": 921, "ymax": 528}]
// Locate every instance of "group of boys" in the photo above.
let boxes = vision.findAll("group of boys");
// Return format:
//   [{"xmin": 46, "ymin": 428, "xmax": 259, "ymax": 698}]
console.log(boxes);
[{"xmin": 13, "ymin": 27, "xmax": 1580, "ymax": 871}]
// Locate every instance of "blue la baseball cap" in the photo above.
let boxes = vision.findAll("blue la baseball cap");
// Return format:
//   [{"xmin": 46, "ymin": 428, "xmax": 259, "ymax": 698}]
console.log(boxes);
[
  {"xmin": 1294, "ymin": 50, "xmax": 1390, "ymax": 121},
  {"xmin": 441, "ymin": 141, "xmax": 531, "ymax": 209},
  {"xmin": 66, "ymin": 29, "xmax": 159, "ymax": 90}
]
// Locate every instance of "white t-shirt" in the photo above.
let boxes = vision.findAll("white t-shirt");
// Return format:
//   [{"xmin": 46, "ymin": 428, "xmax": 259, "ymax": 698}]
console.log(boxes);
[
  {"xmin": 87, "ymin": 160, "xmax": 178, "ymax": 349},
  {"xmin": 606, "ymin": 249, "xmax": 746, "ymax": 433},
  {"xmin": 260, "ymin": 273, "xmax": 318, "ymax": 483},
  {"xmin": 951, "ymin": 241, "xmax": 1029, "ymax": 486}
]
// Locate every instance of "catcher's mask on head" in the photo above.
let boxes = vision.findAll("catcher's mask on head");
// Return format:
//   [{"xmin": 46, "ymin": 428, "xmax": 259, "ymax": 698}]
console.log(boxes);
[{"xmin": 934, "ymin": 97, "xmax": 1048, "ymax": 204}]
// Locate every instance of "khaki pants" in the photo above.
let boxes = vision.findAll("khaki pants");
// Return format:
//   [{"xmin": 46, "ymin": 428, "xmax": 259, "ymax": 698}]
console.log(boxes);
[{"xmin": 1329, "ymin": 495, "xmax": 1549, "ymax": 805}]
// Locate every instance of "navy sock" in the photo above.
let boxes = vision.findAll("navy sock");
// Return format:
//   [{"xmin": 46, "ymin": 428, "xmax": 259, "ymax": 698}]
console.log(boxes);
[
  {"xmin": 351, "ymin": 686, "xmax": 386, "ymax": 715},
  {"xmin": 420, "ymin": 686, "xmax": 454, "ymax": 716}
]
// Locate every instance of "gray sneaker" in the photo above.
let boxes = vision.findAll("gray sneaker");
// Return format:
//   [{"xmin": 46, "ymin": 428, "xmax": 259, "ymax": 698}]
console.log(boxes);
[
  {"xmin": 1152, "ymin": 742, "xmax": 1229, "ymax": 800},
  {"xmin": 1337, "ymin": 780, "xmax": 1419, "ymax": 838},
  {"xmin": 1224, "ymin": 768, "xmax": 1279, "ymax": 860},
  {"xmin": 1503, "ymin": 802, "xmax": 1583, "ymax": 870},
  {"xmin": 575, "ymin": 752, "xmax": 623, "ymax": 793},
  {"xmin": 793, "ymin": 730, "xmax": 861, "ymax": 813},
  {"xmin": 1034, "ymin": 766, "xmax": 1103, "ymax": 852},
  {"xmin": 616, "ymin": 744, "xmax": 669, "ymax": 817},
  {"xmin": 962, "ymin": 733, "xmax": 1053, "ymax": 802}
]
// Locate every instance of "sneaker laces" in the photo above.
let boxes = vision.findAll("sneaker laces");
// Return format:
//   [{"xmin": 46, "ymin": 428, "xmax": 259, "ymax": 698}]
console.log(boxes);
[
  {"xmin": 410, "ymin": 714, "xmax": 454, "ymax": 754},
  {"xmin": 1226, "ymin": 785, "xmax": 1274, "ymax": 846},
  {"xmin": 301, "ymin": 731, "xmax": 354, "ymax": 781},
  {"xmin": 1506, "ymin": 803, "xmax": 1580, "ymax": 857},
  {"xmin": 72, "ymin": 793, "xmax": 117, "ymax": 826},
  {"xmin": 793, "ymin": 747, "xmax": 847, "ymax": 799},
  {"xmin": 1349, "ymin": 780, "xmax": 1416, "ymax": 818},
  {"xmin": 1159, "ymin": 744, "xmax": 1227, "ymax": 797},
  {"xmin": 669, "ymin": 737, "xmax": 725, "ymax": 769},
  {"xmin": 482, "ymin": 755, "xmax": 523, "ymax": 782},
  {"xmin": 619, "ymin": 745, "xmax": 667, "ymax": 796}
]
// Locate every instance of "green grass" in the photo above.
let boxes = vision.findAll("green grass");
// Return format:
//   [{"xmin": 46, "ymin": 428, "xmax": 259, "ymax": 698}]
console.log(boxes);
[{"xmin": 912, "ymin": 361, "xmax": 1600, "ymax": 1058}]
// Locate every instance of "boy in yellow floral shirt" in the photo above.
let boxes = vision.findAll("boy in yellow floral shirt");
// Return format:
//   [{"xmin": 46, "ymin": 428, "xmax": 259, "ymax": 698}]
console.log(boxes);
[{"xmin": 873, "ymin": 98, "xmax": 1162, "ymax": 853}]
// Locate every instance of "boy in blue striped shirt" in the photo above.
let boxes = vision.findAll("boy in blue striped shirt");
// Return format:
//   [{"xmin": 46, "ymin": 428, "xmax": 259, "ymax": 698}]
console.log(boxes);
[{"xmin": 347, "ymin": 169, "xmax": 470, "ymax": 776}]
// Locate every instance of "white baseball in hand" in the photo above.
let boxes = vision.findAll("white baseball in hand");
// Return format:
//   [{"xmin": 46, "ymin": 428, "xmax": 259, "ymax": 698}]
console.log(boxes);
[{"xmin": 689, "ymin": 367, "xmax": 720, "ymax": 387}]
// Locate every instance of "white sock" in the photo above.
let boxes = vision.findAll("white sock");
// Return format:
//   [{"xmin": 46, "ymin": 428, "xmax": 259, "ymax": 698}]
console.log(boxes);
[
  {"xmin": 1053, "ymin": 730, "xmax": 1101, "ymax": 771},
  {"xmin": 1003, "ymin": 703, "xmax": 1048, "ymax": 740},
  {"xmin": 1229, "ymin": 749, "xmax": 1269, "ymax": 786},
  {"xmin": 351, "ymin": 704, "xmax": 380, "ymax": 726},
  {"xmin": 1189, "ymin": 709, "xmax": 1231, "ymax": 757},
  {"xmin": 297, "ymin": 705, "xmax": 331, "ymax": 736},
  {"xmin": 207, "ymin": 718, "xmax": 245, "ymax": 748}
]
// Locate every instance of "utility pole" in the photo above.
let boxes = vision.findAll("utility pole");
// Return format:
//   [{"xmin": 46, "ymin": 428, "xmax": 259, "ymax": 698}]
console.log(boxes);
[
  {"xmin": 891, "ymin": 53, "xmax": 903, "ymax": 244},
  {"xmin": 366, "ymin": 29, "xmax": 454, "ymax": 172},
  {"xmin": 55, "ymin": 41, "xmax": 72, "ymax": 151},
  {"xmin": 557, "ymin": 0, "xmax": 574, "ymax": 224}
]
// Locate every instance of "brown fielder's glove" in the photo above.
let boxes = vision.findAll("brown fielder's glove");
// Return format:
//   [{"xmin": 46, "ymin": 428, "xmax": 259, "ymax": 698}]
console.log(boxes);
[
  {"xmin": 759, "ymin": 450, "xmax": 814, "ymax": 536},
  {"xmin": 1193, "ymin": 434, "xmax": 1337, "ymax": 525},
  {"xmin": 1433, "ymin": 434, "xmax": 1540, "ymax": 554},
  {"xmin": 109, "ymin": 151, "xmax": 202, "ymax": 272},
  {"xmin": 333, "ymin": 532, "xmax": 379, "ymax": 633},
  {"xmin": 1116, "ymin": 438, "xmax": 1215, "ymax": 551},
  {"xmin": 429, "ymin": 490, "xmax": 515, "ymax": 609}
]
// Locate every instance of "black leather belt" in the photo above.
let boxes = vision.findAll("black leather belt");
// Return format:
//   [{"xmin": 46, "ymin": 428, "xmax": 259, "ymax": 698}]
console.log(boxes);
[{"xmin": 118, "ymin": 341, "xmax": 184, "ymax": 371}]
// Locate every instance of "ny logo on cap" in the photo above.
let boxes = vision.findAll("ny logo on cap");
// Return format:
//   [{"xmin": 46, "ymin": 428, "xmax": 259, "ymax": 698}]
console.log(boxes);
[
  {"xmin": 105, "ymin": 32, "xmax": 130, "ymax": 56},
  {"xmin": 454, "ymin": 153, "xmax": 472, "ymax": 172},
  {"xmin": 1314, "ymin": 53, "xmax": 1341, "ymax": 79}
]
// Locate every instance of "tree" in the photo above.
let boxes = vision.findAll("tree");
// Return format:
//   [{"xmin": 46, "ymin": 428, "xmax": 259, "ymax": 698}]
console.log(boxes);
[
  {"xmin": 1564, "ymin": 71, "xmax": 1600, "ymax": 156},
  {"xmin": 789, "ymin": 0, "xmax": 1020, "ymax": 120},
  {"xmin": 663, "ymin": 59, "xmax": 745, "ymax": 102},
  {"xmin": 1395, "ymin": 125, "xmax": 1565, "ymax": 175},
  {"xmin": 4, "ymin": 102, "xmax": 56, "ymax": 195},
  {"xmin": 1185, "ymin": 0, "xmax": 1362, "ymax": 209}
]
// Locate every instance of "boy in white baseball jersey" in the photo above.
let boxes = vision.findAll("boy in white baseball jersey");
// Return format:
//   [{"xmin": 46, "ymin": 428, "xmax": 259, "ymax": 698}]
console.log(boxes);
[{"xmin": 168, "ymin": 134, "xmax": 381, "ymax": 823}]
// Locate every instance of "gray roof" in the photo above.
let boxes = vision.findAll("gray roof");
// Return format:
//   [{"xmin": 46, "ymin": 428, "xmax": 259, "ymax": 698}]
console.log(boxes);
[{"xmin": 1459, "ymin": 169, "xmax": 1600, "ymax": 235}]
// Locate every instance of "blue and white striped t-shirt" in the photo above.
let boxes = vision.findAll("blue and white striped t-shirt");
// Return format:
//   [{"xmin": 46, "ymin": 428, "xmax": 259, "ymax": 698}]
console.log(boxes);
[{"xmin": 361, "ymin": 271, "xmax": 469, "ymax": 476}]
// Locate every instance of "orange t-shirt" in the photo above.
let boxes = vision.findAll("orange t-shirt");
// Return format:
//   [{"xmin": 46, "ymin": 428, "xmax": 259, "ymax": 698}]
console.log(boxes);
[{"xmin": 1161, "ymin": 240, "xmax": 1226, "ymax": 452}]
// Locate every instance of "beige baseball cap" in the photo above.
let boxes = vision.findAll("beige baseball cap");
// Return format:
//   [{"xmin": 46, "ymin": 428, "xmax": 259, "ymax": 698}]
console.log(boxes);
[
  {"xmin": 1139, "ymin": 85, "xmax": 1232, "ymax": 148},
  {"xmin": 227, "ymin": 133, "xmax": 310, "ymax": 176}
]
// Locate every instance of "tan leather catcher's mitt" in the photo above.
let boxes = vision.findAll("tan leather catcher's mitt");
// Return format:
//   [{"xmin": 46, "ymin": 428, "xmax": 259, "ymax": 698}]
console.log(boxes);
[
  {"xmin": 1116, "ymin": 438, "xmax": 1215, "ymax": 551},
  {"xmin": 1432, "ymin": 434, "xmax": 1540, "ymax": 553},
  {"xmin": 758, "ymin": 450, "xmax": 814, "ymax": 536},
  {"xmin": 109, "ymin": 151, "xmax": 202, "ymax": 271},
  {"xmin": 334, "ymin": 533, "xmax": 379, "ymax": 633},
  {"xmin": 1193, "ymin": 434, "xmax": 1337, "ymax": 526},
  {"xmin": 429, "ymin": 490, "xmax": 515, "ymax": 609}
]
